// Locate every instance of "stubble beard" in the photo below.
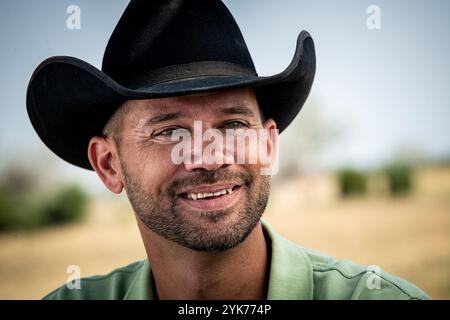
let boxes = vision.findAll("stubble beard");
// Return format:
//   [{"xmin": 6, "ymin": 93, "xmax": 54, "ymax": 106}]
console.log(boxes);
[{"xmin": 120, "ymin": 160, "xmax": 271, "ymax": 253}]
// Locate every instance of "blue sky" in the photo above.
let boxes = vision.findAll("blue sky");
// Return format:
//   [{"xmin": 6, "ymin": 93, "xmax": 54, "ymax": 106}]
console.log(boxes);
[{"xmin": 1, "ymin": 0, "xmax": 449, "ymax": 191}]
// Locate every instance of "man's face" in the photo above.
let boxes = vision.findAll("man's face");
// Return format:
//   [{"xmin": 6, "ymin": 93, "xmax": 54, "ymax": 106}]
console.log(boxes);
[{"xmin": 107, "ymin": 88, "xmax": 276, "ymax": 252}]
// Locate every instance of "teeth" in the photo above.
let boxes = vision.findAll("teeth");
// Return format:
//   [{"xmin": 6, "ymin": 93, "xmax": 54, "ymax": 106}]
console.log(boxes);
[{"xmin": 186, "ymin": 188, "xmax": 235, "ymax": 200}]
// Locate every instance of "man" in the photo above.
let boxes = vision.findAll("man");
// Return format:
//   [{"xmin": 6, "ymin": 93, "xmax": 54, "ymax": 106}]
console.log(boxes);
[{"xmin": 27, "ymin": 0, "xmax": 429, "ymax": 299}]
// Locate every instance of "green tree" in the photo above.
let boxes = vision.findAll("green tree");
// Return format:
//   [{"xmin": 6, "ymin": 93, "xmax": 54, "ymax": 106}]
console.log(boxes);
[{"xmin": 337, "ymin": 168, "xmax": 367, "ymax": 197}]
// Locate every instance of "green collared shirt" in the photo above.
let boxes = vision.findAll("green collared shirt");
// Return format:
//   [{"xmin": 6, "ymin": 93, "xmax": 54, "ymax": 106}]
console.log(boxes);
[{"xmin": 43, "ymin": 221, "xmax": 430, "ymax": 300}]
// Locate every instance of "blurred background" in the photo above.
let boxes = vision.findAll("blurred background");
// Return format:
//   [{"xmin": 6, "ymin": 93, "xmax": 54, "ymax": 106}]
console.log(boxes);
[{"xmin": 1, "ymin": 0, "xmax": 449, "ymax": 299}]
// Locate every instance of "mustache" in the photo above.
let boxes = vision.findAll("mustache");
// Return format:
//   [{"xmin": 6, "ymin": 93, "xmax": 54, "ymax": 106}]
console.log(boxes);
[{"xmin": 168, "ymin": 168, "xmax": 252, "ymax": 196}]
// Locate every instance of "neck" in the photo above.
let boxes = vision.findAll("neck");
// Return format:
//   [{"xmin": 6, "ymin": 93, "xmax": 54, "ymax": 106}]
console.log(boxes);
[{"xmin": 137, "ymin": 219, "xmax": 269, "ymax": 300}]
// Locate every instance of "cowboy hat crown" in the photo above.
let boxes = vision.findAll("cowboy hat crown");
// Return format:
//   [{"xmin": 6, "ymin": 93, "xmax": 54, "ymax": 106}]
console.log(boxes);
[{"xmin": 103, "ymin": 0, "xmax": 257, "ymax": 88}]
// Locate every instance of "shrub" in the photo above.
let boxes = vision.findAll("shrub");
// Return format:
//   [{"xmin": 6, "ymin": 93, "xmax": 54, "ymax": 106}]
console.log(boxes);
[
  {"xmin": 39, "ymin": 185, "xmax": 88, "ymax": 226},
  {"xmin": 0, "ymin": 185, "xmax": 16, "ymax": 231},
  {"xmin": 0, "ymin": 184, "xmax": 88, "ymax": 232},
  {"xmin": 385, "ymin": 164, "xmax": 413, "ymax": 196},
  {"xmin": 337, "ymin": 168, "xmax": 367, "ymax": 197}
]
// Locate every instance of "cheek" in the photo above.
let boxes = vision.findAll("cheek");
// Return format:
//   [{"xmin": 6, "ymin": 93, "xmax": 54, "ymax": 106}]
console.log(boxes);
[
  {"xmin": 126, "ymin": 145, "xmax": 178, "ymax": 192},
  {"xmin": 234, "ymin": 136, "xmax": 271, "ymax": 167},
  {"xmin": 235, "ymin": 162, "xmax": 260, "ymax": 189}
]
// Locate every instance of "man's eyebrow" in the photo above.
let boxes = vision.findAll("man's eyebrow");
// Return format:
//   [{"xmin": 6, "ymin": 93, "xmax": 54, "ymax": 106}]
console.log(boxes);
[
  {"xmin": 145, "ymin": 111, "xmax": 183, "ymax": 125},
  {"xmin": 144, "ymin": 105, "xmax": 256, "ymax": 126},
  {"xmin": 220, "ymin": 105, "xmax": 256, "ymax": 117}
]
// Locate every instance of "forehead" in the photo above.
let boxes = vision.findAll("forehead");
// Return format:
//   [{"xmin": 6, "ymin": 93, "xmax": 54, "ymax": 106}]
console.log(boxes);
[{"xmin": 120, "ymin": 88, "xmax": 260, "ymax": 122}]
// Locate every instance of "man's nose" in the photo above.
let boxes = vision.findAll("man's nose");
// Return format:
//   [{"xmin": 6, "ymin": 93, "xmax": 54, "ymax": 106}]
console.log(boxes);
[
  {"xmin": 183, "ymin": 161, "xmax": 228, "ymax": 172},
  {"xmin": 183, "ymin": 144, "xmax": 230, "ymax": 172}
]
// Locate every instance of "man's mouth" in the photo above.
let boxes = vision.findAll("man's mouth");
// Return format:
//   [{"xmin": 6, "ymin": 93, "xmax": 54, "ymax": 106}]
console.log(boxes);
[
  {"xmin": 177, "ymin": 184, "xmax": 242, "ymax": 212},
  {"xmin": 180, "ymin": 185, "xmax": 240, "ymax": 200}
]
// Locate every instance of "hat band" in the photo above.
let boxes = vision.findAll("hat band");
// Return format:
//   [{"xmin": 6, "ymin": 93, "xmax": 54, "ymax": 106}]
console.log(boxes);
[{"xmin": 124, "ymin": 61, "xmax": 257, "ymax": 89}]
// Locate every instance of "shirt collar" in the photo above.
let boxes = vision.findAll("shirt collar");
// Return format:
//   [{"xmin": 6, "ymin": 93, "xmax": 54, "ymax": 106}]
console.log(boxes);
[
  {"xmin": 262, "ymin": 220, "xmax": 314, "ymax": 299},
  {"xmin": 124, "ymin": 259, "xmax": 153, "ymax": 300},
  {"xmin": 124, "ymin": 220, "xmax": 314, "ymax": 300}
]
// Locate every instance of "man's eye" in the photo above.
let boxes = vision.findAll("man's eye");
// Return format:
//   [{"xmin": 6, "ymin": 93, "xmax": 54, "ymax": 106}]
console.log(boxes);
[
  {"xmin": 155, "ymin": 127, "xmax": 186, "ymax": 137},
  {"xmin": 222, "ymin": 121, "xmax": 248, "ymax": 129}
]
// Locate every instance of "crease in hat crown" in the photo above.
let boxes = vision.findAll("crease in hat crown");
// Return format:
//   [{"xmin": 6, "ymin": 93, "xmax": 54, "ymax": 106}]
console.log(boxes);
[{"xmin": 101, "ymin": 0, "xmax": 257, "ymax": 88}]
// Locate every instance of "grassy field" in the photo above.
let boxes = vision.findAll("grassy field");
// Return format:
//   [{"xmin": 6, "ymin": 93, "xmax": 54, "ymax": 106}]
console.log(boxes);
[{"xmin": 0, "ymin": 165, "xmax": 449, "ymax": 299}]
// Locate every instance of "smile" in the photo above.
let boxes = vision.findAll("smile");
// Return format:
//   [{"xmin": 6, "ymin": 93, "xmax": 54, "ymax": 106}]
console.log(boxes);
[
  {"xmin": 182, "ymin": 186, "xmax": 239, "ymax": 200},
  {"xmin": 177, "ymin": 184, "xmax": 242, "ymax": 212}
]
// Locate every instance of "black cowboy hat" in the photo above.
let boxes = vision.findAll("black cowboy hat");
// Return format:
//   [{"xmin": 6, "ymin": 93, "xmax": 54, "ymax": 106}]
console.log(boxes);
[{"xmin": 26, "ymin": 0, "xmax": 316, "ymax": 170}]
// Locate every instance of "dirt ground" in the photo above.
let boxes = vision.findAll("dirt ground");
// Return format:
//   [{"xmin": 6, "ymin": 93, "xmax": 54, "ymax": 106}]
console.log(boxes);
[{"xmin": 0, "ymin": 166, "xmax": 449, "ymax": 299}]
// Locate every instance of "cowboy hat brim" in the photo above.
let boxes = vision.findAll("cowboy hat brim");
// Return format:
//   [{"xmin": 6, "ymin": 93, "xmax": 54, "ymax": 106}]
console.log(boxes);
[{"xmin": 26, "ymin": 31, "xmax": 315, "ymax": 170}]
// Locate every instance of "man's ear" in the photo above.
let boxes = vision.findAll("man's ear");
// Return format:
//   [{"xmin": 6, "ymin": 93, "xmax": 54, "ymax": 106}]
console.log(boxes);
[{"xmin": 88, "ymin": 136, "xmax": 124, "ymax": 194}]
